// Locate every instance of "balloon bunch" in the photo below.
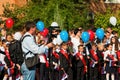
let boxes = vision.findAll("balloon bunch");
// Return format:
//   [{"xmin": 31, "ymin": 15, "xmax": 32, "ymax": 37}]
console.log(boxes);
[
  {"xmin": 36, "ymin": 21, "xmax": 49, "ymax": 37},
  {"xmin": 81, "ymin": 28, "xmax": 104, "ymax": 43},
  {"xmin": 36, "ymin": 21, "xmax": 69, "ymax": 44}
]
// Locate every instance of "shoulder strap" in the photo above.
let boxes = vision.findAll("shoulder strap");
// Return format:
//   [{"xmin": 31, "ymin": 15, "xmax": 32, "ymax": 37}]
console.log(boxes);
[
  {"xmin": 20, "ymin": 35, "xmax": 31, "ymax": 42},
  {"xmin": 20, "ymin": 35, "xmax": 31, "ymax": 57}
]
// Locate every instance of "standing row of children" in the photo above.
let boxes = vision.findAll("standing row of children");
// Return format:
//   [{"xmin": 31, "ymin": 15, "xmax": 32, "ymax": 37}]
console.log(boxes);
[{"xmin": 0, "ymin": 23, "xmax": 120, "ymax": 80}]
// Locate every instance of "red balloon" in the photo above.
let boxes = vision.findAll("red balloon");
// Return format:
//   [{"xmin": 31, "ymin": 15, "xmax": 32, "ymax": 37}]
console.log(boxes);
[
  {"xmin": 40, "ymin": 28, "xmax": 49, "ymax": 37},
  {"xmin": 6, "ymin": 18, "xmax": 14, "ymax": 29},
  {"xmin": 88, "ymin": 30, "xmax": 95, "ymax": 41}
]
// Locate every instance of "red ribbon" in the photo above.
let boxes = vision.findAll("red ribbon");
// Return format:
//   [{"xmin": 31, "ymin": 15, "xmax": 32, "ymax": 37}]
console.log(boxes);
[
  {"xmin": 76, "ymin": 52, "xmax": 87, "ymax": 73},
  {"xmin": 5, "ymin": 50, "xmax": 13, "ymax": 67},
  {"xmin": 60, "ymin": 49, "xmax": 69, "ymax": 62},
  {"xmin": 117, "ymin": 50, "xmax": 120, "ymax": 60},
  {"xmin": 52, "ymin": 51, "xmax": 59, "ymax": 59},
  {"xmin": 108, "ymin": 54, "xmax": 114, "ymax": 60},
  {"xmin": 90, "ymin": 49, "xmax": 99, "ymax": 61},
  {"xmin": 43, "ymin": 54, "xmax": 49, "ymax": 68}
]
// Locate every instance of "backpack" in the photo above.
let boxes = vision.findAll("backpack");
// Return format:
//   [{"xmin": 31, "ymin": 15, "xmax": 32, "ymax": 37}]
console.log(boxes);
[{"xmin": 8, "ymin": 35, "xmax": 30, "ymax": 65}]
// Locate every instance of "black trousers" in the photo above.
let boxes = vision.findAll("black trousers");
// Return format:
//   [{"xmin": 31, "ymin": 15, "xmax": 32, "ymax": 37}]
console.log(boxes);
[
  {"xmin": 76, "ymin": 67, "xmax": 84, "ymax": 80},
  {"xmin": 40, "ymin": 63, "xmax": 49, "ymax": 80},
  {"xmin": 89, "ymin": 67, "xmax": 99, "ymax": 80},
  {"xmin": 59, "ymin": 67, "xmax": 73, "ymax": 80},
  {"xmin": 50, "ymin": 69, "xmax": 59, "ymax": 80}
]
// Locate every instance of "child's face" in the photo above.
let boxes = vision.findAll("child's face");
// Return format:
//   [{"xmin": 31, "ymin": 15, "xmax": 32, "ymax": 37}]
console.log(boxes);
[
  {"xmin": 78, "ymin": 46, "xmax": 84, "ymax": 52},
  {"xmin": 111, "ymin": 37, "xmax": 115, "ymax": 43},
  {"xmin": 62, "ymin": 44, "xmax": 68, "ymax": 50},
  {"xmin": 107, "ymin": 45, "xmax": 112, "ymax": 51},
  {"xmin": 92, "ymin": 45, "xmax": 97, "ymax": 50}
]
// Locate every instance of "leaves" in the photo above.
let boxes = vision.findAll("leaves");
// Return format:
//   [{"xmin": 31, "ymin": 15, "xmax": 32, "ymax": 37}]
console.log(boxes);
[{"xmin": 2, "ymin": 0, "xmax": 89, "ymax": 31}]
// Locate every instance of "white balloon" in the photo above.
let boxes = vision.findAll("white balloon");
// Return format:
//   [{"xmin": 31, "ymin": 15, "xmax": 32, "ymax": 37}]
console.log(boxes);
[
  {"xmin": 56, "ymin": 35, "xmax": 63, "ymax": 45},
  {"xmin": 110, "ymin": 16, "xmax": 117, "ymax": 26},
  {"xmin": 52, "ymin": 35, "xmax": 63, "ymax": 45},
  {"xmin": 52, "ymin": 38, "xmax": 57, "ymax": 45}
]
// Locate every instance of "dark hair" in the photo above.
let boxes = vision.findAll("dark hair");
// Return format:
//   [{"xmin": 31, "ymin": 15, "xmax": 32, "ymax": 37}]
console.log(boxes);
[
  {"xmin": 78, "ymin": 44, "xmax": 83, "ymax": 48},
  {"xmin": 106, "ymin": 43, "xmax": 112, "ymax": 48},
  {"xmin": 110, "ymin": 36, "xmax": 119, "ymax": 51},
  {"xmin": 25, "ymin": 21, "xmax": 36, "ymax": 31},
  {"xmin": 61, "ymin": 42, "xmax": 67, "ymax": 46},
  {"xmin": 74, "ymin": 28, "xmax": 80, "ymax": 35}
]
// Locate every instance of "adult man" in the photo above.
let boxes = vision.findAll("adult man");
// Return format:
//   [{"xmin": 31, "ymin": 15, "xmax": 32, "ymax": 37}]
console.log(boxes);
[{"xmin": 21, "ymin": 21, "xmax": 53, "ymax": 80}]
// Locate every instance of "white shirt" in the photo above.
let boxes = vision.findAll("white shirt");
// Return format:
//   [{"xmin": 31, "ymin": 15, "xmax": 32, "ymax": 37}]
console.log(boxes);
[
  {"xmin": 39, "ymin": 54, "xmax": 46, "ymax": 63},
  {"xmin": 0, "ymin": 47, "xmax": 6, "ymax": 65},
  {"xmin": 104, "ymin": 50, "xmax": 112, "ymax": 60},
  {"xmin": 71, "ymin": 37, "xmax": 80, "ymax": 54}
]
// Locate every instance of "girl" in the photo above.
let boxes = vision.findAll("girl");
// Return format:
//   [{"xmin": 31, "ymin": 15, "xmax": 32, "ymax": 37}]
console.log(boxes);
[{"xmin": 104, "ymin": 44, "xmax": 117, "ymax": 80}]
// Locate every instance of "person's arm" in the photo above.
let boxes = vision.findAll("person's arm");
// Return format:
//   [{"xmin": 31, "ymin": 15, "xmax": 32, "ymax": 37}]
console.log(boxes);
[{"xmin": 22, "ymin": 36, "xmax": 53, "ymax": 54}]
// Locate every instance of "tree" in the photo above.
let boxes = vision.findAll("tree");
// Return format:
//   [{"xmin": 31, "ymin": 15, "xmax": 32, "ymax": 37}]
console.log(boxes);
[{"xmin": 2, "ymin": 0, "xmax": 90, "ymax": 31}]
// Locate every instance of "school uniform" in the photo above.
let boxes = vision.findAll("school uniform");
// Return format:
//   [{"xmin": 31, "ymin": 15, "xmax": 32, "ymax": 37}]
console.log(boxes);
[
  {"xmin": 116, "ymin": 50, "xmax": 120, "ymax": 80},
  {"xmin": 104, "ymin": 50, "xmax": 116, "ymax": 74},
  {"xmin": 39, "ymin": 54, "xmax": 49, "ymax": 80},
  {"xmin": 59, "ymin": 49, "xmax": 73, "ymax": 80},
  {"xmin": 96, "ymin": 49, "xmax": 105, "ymax": 80},
  {"xmin": 49, "ymin": 51, "xmax": 60, "ymax": 80},
  {"xmin": 76, "ymin": 52, "xmax": 87, "ymax": 80},
  {"xmin": 89, "ymin": 49, "xmax": 99, "ymax": 80}
]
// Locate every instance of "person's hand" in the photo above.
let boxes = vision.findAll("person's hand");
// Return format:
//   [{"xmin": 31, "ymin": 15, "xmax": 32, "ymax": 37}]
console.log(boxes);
[
  {"xmin": 4, "ymin": 65, "xmax": 8, "ymax": 69},
  {"xmin": 46, "ymin": 42, "xmax": 54, "ymax": 48},
  {"xmin": 61, "ymin": 68, "xmax": 64, "ymax": 70},
  {"xmin": 94, "ymin": 61, "xmax": 98, "ymax": 64},
  {"xmin": 16, "ymin": 64, "xmax": 21, "ymax": 70}
]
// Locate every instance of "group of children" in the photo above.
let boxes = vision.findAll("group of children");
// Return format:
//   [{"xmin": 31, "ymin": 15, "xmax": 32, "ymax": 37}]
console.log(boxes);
[{"xmin": 0, "ymin": 26, "xmax": 120, "ymax": 80}]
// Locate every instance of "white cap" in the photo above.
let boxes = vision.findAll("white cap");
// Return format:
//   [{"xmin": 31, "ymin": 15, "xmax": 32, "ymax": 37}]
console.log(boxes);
[
  {"xmin": 14, "ymin": 32, "xmax": 22, "ymax": 40},
  {"xmin": 51, "ymin": 22, "xmax": 58, "ymax": 27}
]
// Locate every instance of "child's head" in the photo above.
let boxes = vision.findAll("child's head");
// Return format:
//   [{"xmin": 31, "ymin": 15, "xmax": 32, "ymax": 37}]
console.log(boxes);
[
  {"xmin": 91, "ymin": 42, "xmax": 97, "ymax": 51},
  {"xmin": 78, "ymin": 44, "xmax": 84, "ymax": 52},
  {"xmin": 106, "ymin": 43, "xmax": 112, "ymax": 51},
  {"xmin": 97, "ymin": 43, "xmax": 104, "ymax": 51},
  {"xmin": 61, "ymin": 42, "xmax": 68, "ymax": 50}
]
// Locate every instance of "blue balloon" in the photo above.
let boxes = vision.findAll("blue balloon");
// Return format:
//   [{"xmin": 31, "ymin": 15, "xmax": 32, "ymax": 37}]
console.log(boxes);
[
  {"xmin": 81, "ymin": 32, "xmax": 90, "ymax": 43},
  {"xmin": 96, "ymin": 28, "xmax": 104, "ymax": 40},
  {"xmin": 36, "ymin": 21, "xmax": 44, "ymax": 31},
  {"xmin": 60, "ymin": 30, "xmax": 69, "ymax": 42}
]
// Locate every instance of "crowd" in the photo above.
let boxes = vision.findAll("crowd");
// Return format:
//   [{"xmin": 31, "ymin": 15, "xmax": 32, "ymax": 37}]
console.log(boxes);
[{"xmin": 0, "ymin": 21, "xmax": 120, "ymax": 80}]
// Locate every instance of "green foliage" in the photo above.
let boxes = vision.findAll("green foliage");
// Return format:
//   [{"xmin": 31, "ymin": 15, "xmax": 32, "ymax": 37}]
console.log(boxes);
[
  {"xmin": 94, "ymin": 8, "xmax": 120, "ymax": 35},
  {"xmin": 2, "ymin": 0, "xmax": 90, "ymax": 31}
]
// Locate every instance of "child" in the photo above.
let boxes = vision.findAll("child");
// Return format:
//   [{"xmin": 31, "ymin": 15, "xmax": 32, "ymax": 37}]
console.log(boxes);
[
  {"xmin": 76, "ymin": 44, "xmax": 87, "ymax": 80},
  {"xmin": 89, "ymin": 43, "xmax": 99, "ymax": 80},
  {"xmin": 59, "ymin": 42, "xmax": 73, "ymax": 80},
  {"xmin": 50, "ymin": 44, "xmax": 60, "ymax": 80},
  {"xmin": 104, "ymin": 44, "xmax": 117, "ymax": 80}
]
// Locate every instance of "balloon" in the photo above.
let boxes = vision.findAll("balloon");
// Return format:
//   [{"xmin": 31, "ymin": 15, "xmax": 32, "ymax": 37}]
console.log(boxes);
[
  {"xmin": 81, "ymin": 32, "xmax": 90, "ymax": 43},
  {"xmin": 40, "ymin": 28, "xmax": 49, "ymax": 37},
  {"xmin": 60, "ymin": 30, "xmax": 69, "ymax": 42},
  {"xmin": 6, "ymin": 18, "xmax": 14, "ymax": 29},
  {"xmin": 88, "ymin": 30, "xmax": 95, "ymax": 41},
  {"xmin": 96, "ymin": 28, "xmax": 104, "ymax": 40},
  {"xmin": 56, "ymin": 35, "xmax": 63, "ymax": 45},
  {"xmin": 36, "ymin": 21, "xmax": 44, "ymax": 31},
  {"xmin": 53, "ymin": 35, "xmax": 63, "ymax": 45},
  {"xmin": 110, "ymin": 16, "xmax": 117, "ymax": 26}
]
